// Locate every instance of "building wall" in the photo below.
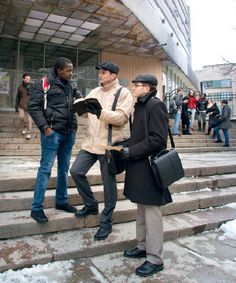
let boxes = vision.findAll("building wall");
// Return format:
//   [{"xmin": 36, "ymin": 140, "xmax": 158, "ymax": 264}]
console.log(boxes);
[
  {"xmin": 195, "ymin": 64, "xmax": 236, "ymax": 119},
  {"xmin": 195, "ymin": 64, "xmax": 236, "ymax": 94},
  {"xmin": 101, "ymin": 51, "xmax": 163, "ymax": 97}
]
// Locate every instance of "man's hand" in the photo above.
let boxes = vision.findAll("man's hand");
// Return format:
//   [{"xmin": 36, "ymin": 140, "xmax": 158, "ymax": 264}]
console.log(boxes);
[
  {"xmin": 44, "ymin": 127, "xmax": 52, "ymax": 136},
  {"xmin": 86, "ymin": 104, "xmax": 102, "ymax": 118}
]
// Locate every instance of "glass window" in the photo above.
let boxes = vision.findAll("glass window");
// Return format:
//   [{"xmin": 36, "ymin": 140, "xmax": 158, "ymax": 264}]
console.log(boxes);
[
  {"xmin": 204, "ymin": 79, "xmax": 232, "ymax": 89},
  {"xmin": 0, "ymin": 37, "xmax": 18, "ymax": 108}
]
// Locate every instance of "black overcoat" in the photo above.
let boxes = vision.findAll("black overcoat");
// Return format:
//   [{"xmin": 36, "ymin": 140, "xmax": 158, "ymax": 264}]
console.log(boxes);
[{"xmin": 123, "ymin": 91, "xmax": 173, "ymax": 206}]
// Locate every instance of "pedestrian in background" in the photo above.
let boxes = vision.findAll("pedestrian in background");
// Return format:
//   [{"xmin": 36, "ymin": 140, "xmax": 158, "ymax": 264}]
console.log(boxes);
[
  {"xmin": 15, "ymin": 73, "xmax": 33, "ymax": 139},
  {"xmin": 181, "ymin": 96, "xmax": 191, "ymax": 135},
  {"xmin": 206, "ymin": 98, "xmax": 220, "ymax": 136},
  {"xmin": 70, "ymin": 61, "xmax": 133, "ymax": 241},
  {"xmin": 214, "ymin": 100, "xmax": 231, "ymax": 147},
  {"xmin": 28, "ymin": 57, "xmax": 81, "ymax": 223},
  {"xmin": 196, "ymin": 93, "xmax": 207, "ymax": 132},
  {"xmin": 172, "ymin": 87, "xmax": 183, "ymax": 136},
  {"xmin": 121, "ymin": 74, "xmax": 172, "ymax": 277},
  {"xmin": 187, "ymin": 90, "xmax": 198, "ymax": 130}
]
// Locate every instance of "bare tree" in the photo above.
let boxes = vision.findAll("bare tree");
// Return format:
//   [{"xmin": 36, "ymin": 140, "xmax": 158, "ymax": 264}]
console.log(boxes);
[{"xmin": 220, "ymin": 58, "xmax": 236, "ymax": 76}]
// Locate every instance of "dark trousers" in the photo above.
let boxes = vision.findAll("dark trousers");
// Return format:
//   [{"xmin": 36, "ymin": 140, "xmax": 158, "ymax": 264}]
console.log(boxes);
[{"xmin": 70, "ymin": 149, "xmax": 117, "ymax": 228}]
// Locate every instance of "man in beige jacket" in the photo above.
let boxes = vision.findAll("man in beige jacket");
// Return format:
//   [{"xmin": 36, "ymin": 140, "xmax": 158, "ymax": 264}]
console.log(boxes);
[{"xmin": 70, "ymin": 61, "xmax": 133, "ymax": 241}]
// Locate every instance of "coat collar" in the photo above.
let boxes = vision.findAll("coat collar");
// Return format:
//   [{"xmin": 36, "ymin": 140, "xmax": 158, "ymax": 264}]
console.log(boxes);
[
  {"xmin": 100, "ymin": 78, "xmax": 119, "ymax": 92},
  {"xmin": 137, "ymin": 90, "xmax": 157, "ymax": 103}
]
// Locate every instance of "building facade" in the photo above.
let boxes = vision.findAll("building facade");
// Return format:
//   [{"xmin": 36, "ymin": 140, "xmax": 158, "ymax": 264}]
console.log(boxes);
[
  {"xmin": 0, "ymin": 0, "xmax": 198, "ymax": 109},
  {"xmin": 196, "ymin": 64, "xmax": 236, "ymax": 119}
]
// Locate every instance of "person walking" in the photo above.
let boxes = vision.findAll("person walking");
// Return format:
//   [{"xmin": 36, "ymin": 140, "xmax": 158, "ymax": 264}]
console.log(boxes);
[
  {"xmin": 187, "ymin": 90, "xmax": 198, "ymax": 130},
  {"xmin": 15, "ymin": 73, "xmax": 33, "ymax": 139},
  {"xmin": 120, "ymin": 74, "xmax": 172, "ymax": 277},
  {"xmin": 214, "ymin": 100, "xmax": 231, "ymax": 147},
  {"xmin": 196, "ymin": 93, "xmax": 208, "ymax": 132},
  {"xmin": 28, "ymin": 57, "xmax": 82, "ymax": 223},
  {"xmin": 70, "ymin": 61, "xmax": 133, "ymax": 241},
  {"xmin": 172, "ymin": 87, "xmax": 183, "ymax": 136},
  {"xmin": 206, "ymin": 98, "xmax": 220, "ymax": 136}
]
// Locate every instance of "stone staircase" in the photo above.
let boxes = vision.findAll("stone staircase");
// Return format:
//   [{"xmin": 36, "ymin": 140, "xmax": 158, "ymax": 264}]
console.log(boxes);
[
  {"xmin": 1, "ymin": 110, "xmax": 236, "ymax": 272},
  {"xmin": 0, "ymin": 111, "xmax": 236, "ymax": 156},
  {"xmin": 1, "ymin": 154, "xmax": 236, "ymax": 272}
]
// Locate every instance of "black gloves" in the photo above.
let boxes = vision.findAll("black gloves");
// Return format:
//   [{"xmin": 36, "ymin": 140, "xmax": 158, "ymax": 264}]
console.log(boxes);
[
  {"xmin": 120, "ymin": 147, "xmax": 130, "ymax": 159},
  {"xmin": 86, "ymin": 103, "xmax": 102, "ymax": 118}
]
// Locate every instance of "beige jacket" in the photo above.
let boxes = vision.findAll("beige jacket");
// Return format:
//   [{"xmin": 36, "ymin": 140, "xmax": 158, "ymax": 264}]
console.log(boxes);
[{"xmin": 82, "ymin": 79, "xmax": 133, "ymax": 154}]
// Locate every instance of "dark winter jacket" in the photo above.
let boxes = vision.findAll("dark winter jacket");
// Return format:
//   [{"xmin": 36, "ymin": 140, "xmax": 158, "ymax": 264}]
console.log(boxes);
[
  {"xmin": 123, "ymin": 91, "xmax": 173, "ymax": 206},
  {"xmin": 197, "ymin": 97, "xmax": 207, "ymax": 112},
  {"xmin": 28, "ymin": 68, "xmax": 80, "ymax": 134},
  {"xmin": 181, "ymin": 102, "xmax": 190, "ymax": 124},
  {"xmin": 217, "ymin": 104, "xmax": 231, "ymax": 129},
  {"xmin": 206, "ymin": 103, "xmax": 220, "ymax": 127},
  {"xmin": 15, "ymin": 82, "xmax": 31, "ymax": 111}
]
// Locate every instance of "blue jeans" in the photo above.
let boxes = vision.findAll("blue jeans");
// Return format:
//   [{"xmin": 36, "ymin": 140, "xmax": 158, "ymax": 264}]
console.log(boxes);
[
  {"xmin": 214, "ymin": 127, "xmax": 229, "ymax": 146},
  {"xmin": 173, "ymin": 111, "xmax": 181, "ymax": 134},
  {"xmin": 188, "ymin": 108, "xmax": 196, "ymax": 128},
  {"xmin": 32, "ymin": 130, "xmax": 76, "ymax": 211}
]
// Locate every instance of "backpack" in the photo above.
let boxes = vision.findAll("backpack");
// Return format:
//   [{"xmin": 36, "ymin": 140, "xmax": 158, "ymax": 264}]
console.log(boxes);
[
  {"xmin": 41, "ymin": 77, "xmax": 50, "ymax": 110},
  {"xmin": 169, "ymin": 99, "xmax": 177, "ymax": 115}
]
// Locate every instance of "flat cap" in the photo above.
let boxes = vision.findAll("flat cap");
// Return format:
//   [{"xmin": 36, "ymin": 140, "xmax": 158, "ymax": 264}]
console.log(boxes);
[
  {"xmin": 132, "ymin": 74, "xmax": 158, "ymax": 86},
  {"xmin": 95, "ymin": 61, "xmax": 120, "ymax": 74}
]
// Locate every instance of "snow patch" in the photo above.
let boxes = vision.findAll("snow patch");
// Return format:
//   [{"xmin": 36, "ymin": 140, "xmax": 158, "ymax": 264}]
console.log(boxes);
[{"xmin": 0, "ymin": 260, "xmax": 74, "ymax": 283}]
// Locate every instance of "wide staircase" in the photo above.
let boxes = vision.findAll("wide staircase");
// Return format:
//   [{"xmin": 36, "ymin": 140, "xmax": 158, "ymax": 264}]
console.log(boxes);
[
  {"xmin": 1, "ymin": 110, "xmax": 236, "ymax": 272},
  {"xmin": 0, "ymin": 111, "xmax": 236, "ymax": 155}
]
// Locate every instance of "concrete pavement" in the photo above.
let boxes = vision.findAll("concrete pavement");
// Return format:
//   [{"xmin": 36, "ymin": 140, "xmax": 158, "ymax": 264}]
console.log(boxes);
[{"xmin": 66, "ymin": 229, "xmax": 236, "ymax": 283}]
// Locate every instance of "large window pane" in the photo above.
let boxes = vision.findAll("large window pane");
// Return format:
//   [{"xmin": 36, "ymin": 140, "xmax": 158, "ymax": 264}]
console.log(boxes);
[{"xmin": 0, "ymin": 37, "xmax": 18, "ymax": 108}]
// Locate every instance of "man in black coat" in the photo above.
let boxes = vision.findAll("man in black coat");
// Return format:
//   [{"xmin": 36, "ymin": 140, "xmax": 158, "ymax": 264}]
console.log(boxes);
[
  {"xmin": 121, "ymin": 74, "xmax": 172, "ymax": 277},
  {"xmin": 28, "ymin": 57, "xmax": 82, "ymax": 223}
]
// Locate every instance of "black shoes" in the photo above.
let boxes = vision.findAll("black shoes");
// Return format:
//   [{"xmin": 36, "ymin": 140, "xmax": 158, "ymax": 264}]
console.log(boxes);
[
  {"xmin": 135, "ymin": 261, "xmax": 164, "ymax": 277},
  {"xmin": 222, "ymin": 144, "xmax": 230, "ymax": 147},
  {"xmin": 31, "ymin": 210, "xmax": 48, "ymax": 223},
  {"xmin": 124, "ymin": 247, "xmax": 147, "ymax": 258},
  {"xmin": 214, "ymin": 140, "xmax": 222, "ymax": 143},
  {"xmin": 55, "ymin": 203, "xmax": 77, "ymax": 213},
  {"xmin": 94, "ymin": 226, "xmax": 112, "ymax": 241},
  {"xmin": 74, "ymin": 206, "xmax": 98, "ymax": 218}
]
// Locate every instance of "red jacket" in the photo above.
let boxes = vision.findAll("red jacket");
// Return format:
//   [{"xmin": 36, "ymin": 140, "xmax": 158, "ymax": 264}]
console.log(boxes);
[{"xmin": 188, "ymin": 96, "xmax": 198, "ymax": 109}]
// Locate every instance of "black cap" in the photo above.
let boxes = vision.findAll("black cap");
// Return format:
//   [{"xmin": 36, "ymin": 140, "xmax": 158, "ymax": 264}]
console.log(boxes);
[
  {"xmin": 95, "ymin": 61, "xmax": 120, "ymax": 74},
  {"xmin": 132, "ymin": 74, "xmax": 158, "ymax": 86}
]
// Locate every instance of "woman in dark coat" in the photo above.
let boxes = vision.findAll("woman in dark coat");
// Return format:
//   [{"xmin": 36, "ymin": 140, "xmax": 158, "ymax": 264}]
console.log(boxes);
[
  {"xmin": 121, "ymin": 74, "xmax": 172, "ymax": 277},
  {"xmin": 206, "ymin": 98, "xmax": 220, "ymax": 136}
]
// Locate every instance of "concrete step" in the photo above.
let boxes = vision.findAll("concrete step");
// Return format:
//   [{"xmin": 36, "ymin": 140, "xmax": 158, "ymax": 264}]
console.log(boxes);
[
  {"xmin": 1, "ymin": 162, "xmax": 236, "ymax": 192},
  {"xmin": 1, "ymin": 187, "xmax": 236, "ymax": 240},
  {"xmin": 1, "ymin": 145, "xmax": 236, "ymax": 156},
  {"xmin": 1, "ymin": 173, "xmax": 236, "ymax": 212},
  {"xmin": 1, "ymin": 204, "xmax": 236, "ymax": 272}
]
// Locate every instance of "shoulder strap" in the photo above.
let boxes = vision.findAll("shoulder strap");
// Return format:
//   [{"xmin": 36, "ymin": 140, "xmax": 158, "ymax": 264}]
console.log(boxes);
[
  {"xmin": 41, "ymin": 77, "xmax": 50, "ymax": 110},
  {"xmin": 108, "ymin": 87, "xmax": 123, "ymax": 145}
]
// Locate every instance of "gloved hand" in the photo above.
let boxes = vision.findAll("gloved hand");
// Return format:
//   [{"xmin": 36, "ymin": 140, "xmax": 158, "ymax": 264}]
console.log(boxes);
[
  {"xmin": 120, "ymin": 147, "xmax": 130, "ymax": 159},
  {"xmin": 86, "ymin": 104, "xmax": 102, "ymax": 118}
]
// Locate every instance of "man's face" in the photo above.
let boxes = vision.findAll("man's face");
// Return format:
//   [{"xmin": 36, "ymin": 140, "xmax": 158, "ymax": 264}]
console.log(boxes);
[
  {"xmin": 23, "ymin": 76, "xmax": 31, "ymax": 84},
  {"xmin": 98, "ymin": 69, "xmax": 116, "ymax": 86},
  {"xmin": 132, "ymin": 83, "xmax": 149, "ymax": 98},
  {"xmin": 57, "ymin": 63, "xmax": 73, "ymax": 81}
]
